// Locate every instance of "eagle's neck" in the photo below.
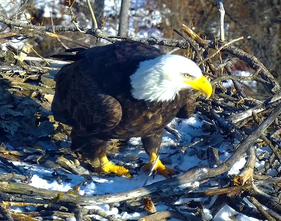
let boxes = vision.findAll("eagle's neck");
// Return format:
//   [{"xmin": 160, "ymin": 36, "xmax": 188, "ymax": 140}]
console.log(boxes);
[{"xmin": 130, "ymin": 55, "xmax": 189, "ymax": 102}]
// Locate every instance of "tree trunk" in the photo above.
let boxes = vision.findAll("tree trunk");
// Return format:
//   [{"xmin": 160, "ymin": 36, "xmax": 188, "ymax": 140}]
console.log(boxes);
[{"xmin": 118, "ymin": 0, "xmax": 130, "ymax": 37}]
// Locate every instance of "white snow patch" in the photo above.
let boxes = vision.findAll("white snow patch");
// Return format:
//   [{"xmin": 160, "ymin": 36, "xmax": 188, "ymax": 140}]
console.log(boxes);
[
  {"xmin": 255, "ymin": 160, "xmax": 265, "ymax": 170},
  {"xmin": 203, "ymin": 208, "xmax": 213, "ymax": 220},
  {"xmin": 128, "ymin": 137, "xmax": 142, "ymax": 146},
  {"xmin": 228, "ymin": 157, "xmax": 247, "ymax": 175},
  {"xmin": 30, "ymin": 174, "xmax": 72, "ymax": 192}
]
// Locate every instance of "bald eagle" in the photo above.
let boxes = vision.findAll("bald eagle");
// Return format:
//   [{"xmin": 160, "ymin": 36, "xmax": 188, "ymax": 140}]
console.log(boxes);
[{"xmin": 51, "ymin": 41, "xmax": 212, "ymax": 178}]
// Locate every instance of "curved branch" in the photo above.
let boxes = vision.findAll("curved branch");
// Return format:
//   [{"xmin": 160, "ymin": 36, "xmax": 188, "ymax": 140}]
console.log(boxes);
[{"xmin": 224, "ymin": 45, "xmax": 280, "ymax": 93}]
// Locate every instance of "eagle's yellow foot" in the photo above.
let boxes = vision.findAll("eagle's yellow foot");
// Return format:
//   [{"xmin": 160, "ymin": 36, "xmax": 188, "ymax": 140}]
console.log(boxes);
[
  {"xmin": 143, "ymin": 152, "xmax": 176, "ymax": 178},
  {"xmin": 101, "ymin": 156, "xmax": 131, "ymax": 177}
]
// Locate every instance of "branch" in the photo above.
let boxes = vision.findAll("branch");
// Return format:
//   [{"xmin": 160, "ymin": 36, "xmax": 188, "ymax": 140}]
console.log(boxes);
[
  {"xmin": 227, "ymin": 91, "xmax": 281, "ymax": 124},
  {"xmin": 199, "ymin": 36, "xmax": 243, "ymax": 65},
  {"xmin": 224, "ymin": 45, "xmax": 281, "ymax": 93},
  {"xmin": 87, "ymin": 0, "xmax": 98, "ymax": 29},
  {"xmin": 0, "ymin": 15, "xmax": 190, "ymax": 48}
]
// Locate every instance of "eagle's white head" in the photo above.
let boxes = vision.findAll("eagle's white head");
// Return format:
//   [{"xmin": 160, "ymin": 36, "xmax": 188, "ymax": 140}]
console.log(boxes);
[{"xmin": 130, "ymin": 55, "xmax": 212, "ymax": 102}]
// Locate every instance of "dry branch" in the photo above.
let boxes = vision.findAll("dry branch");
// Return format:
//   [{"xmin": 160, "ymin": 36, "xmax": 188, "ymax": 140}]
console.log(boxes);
[
  {"xmin": 227, "ymin": 91, "xmax": 281, "ymax": 124},
  {"xmin": 0, "ymin": 14, "xmax": 190, "ymax": 48},
  {"xmin": 250, "ymin": 184, "xmax": 281, "ymax": 215},
  {"xmin": 184, "ymin": 183, "xmax": 252, "ymax": 198},
  {"xmin": 224, "ymin": 45, "xmax": 280, "ymax": 93}
]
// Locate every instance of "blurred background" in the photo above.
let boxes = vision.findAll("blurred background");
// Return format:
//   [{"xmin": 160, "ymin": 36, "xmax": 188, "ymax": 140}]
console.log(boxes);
[{"xmin": 0, "ymin": 0, "xmax": 280, "ymax": 79}]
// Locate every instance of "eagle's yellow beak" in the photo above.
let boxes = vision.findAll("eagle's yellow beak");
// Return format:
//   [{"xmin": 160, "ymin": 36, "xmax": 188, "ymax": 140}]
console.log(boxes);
[{"xmin": 184, "ymin": 75, "xmax": 212, "ymax": 99}]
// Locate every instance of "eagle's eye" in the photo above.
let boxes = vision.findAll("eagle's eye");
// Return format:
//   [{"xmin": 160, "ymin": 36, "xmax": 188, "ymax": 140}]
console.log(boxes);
[{"xmin": 182, "ymin": 73, "xmax": 192, "ymax": 79}]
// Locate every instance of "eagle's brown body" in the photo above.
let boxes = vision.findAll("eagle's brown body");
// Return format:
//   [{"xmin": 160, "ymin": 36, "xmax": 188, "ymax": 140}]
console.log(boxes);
[{"xmin": 52, "ymin": 41, "xmax": 197, "ymax": 176}]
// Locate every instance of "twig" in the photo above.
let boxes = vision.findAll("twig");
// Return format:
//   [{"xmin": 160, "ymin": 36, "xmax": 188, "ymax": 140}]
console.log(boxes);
[
  {"xmin": 165, "ymin": 125, "xmax": 182, "ymax": 141},
  {"xmin": 183, "ymin": 183, "xmax": 252, "ymax": 198},
  {"xmin": 210, "ymin": 69, "xmax": 267, "ymax": 84},
  {"xmin": 261, "ymin": 135, "xmax": 281, "ymax": 163},
  {"xmin": 199, "ymin": 36, "xmax": 244, "ymax": 65},
  {"xmin": 68, "ymin": 1, "xmax": 86, "ymax": 34},
  {"xmin": 225, "ymin": 196, "xmax": 266, "ymax": 220},
  {"xmin": 181, "ymin": 24, "xmax": 208, "ymax": 47},
  {"xmin": 50, "ymin": 12, "xmax": 69, "ymax": 50},
  {"xmin": 0, "ymin": 173, "xmax": 27, "ymax": 182},
  {"xmin": 208, "ymin": 102, "xmax": 281, "ymax": 178},
  {"xmin": 23, "ymin": 56, "xmax": 71, "ymax": 65},
  {"xmin": 0, "ymin": 32, "xmax": 19, "ymax": 39},
  {"xmin": 173, "ymin": 28, "xmax": 199, "ymax": 57},
  {"xmin": 254, "ymin": 177, "xmax": 281, "ymax": 185},
  {"xmin": 29, "ymin": 46, "xmax": 50, "ymax": 66}
]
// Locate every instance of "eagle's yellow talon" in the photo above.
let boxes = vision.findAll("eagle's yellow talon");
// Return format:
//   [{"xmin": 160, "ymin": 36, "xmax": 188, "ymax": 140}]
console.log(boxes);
[
  {"xmin": 143, "ymin": 152, "xmax": 176, "ymax": 178},
  {"xmin": 100, "ymin": 155, "xmax": 131, "ymax": 177}
]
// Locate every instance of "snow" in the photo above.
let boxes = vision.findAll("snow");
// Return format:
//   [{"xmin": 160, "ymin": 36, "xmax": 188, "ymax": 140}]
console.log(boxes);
[
  {"xmin": 30, "ymin": 174, "xmax": 73, "ymax": 192},
  {"xmin": 228, "ymin": 156, "xmax": 247, "ymax": 175}
]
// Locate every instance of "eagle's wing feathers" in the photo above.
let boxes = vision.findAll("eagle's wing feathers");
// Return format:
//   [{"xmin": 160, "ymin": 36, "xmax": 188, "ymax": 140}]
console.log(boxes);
[{"xmin": 52, "ymin": 59, "xmax": 122, "ymax": 135}]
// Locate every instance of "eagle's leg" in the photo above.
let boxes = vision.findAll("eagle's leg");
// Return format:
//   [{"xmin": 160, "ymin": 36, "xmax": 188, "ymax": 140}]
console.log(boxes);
[
  {"xmin": 71, "ymin": 133, "xmax": 130, "ymax": 177},
  {"xmin": 141, "ymin": 132, "xmax": 176, "ymax": 178}
]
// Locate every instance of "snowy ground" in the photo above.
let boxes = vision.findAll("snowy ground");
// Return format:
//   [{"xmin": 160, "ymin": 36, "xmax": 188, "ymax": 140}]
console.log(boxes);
[{"xmin": 3, "ymin": 114, "xmax": 263, "ymax": 221}]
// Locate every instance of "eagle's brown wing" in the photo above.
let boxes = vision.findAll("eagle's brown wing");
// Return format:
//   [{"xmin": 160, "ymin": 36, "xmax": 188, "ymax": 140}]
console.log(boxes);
[
  {"xmin": 52, "ymin": 41, "xmax": 163, "ymax": 136},
  {"xmin": 52, "ymin": 58, "xmax": 122, "ymax": 136}
]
